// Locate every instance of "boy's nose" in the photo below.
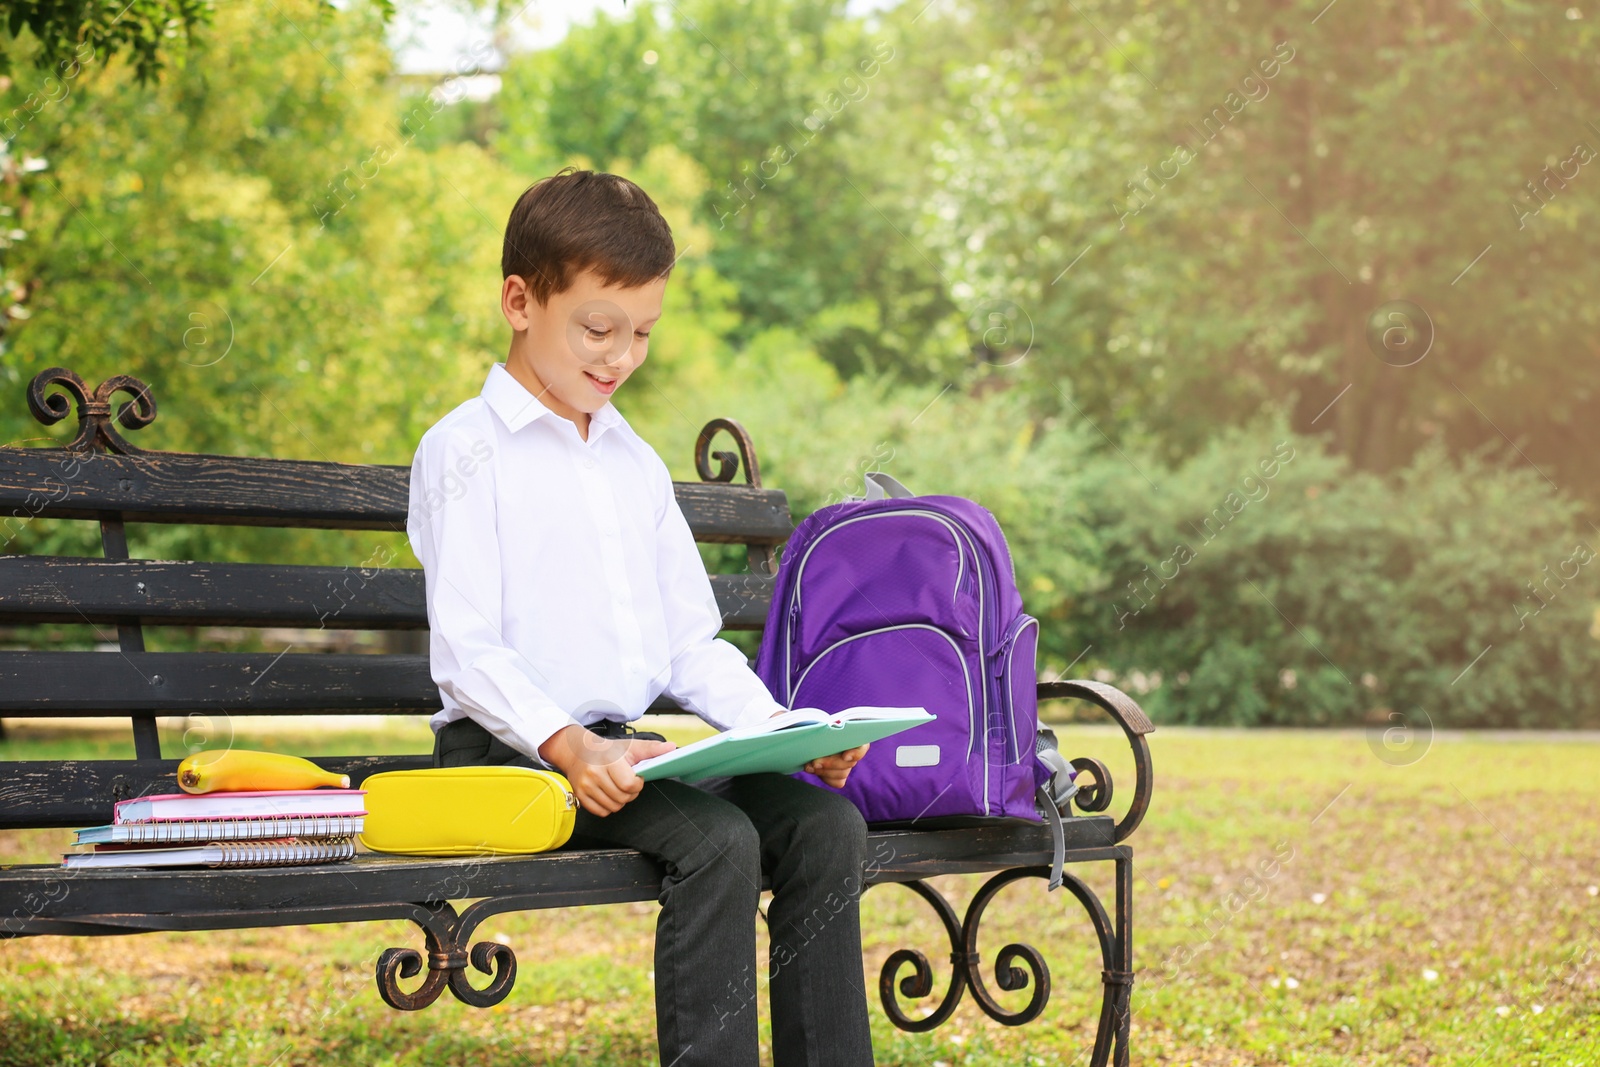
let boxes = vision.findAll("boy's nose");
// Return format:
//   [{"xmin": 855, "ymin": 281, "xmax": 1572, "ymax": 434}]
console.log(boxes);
[{"xmin": 604, "ymin": 341, "xmax": 644, "ymax": 374}]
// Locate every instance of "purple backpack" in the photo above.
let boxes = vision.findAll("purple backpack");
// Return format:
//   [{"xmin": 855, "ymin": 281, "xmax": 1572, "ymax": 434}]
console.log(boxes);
[{"xmin": 755, "ymin": 473, "xmax": 1056, "ymax": 825}]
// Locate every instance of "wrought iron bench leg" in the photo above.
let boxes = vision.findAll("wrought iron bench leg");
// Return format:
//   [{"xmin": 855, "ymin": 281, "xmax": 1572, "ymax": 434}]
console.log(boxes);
[
  {"xmin": 376, "ymin": 898, "xmax": 520, "ymax": 1011},
  {"xmin": 371, "ymin": 859, "xmax": 1138, "ymax": 1065},
  {"xmin": 1102, "ymin": 854, "xmax": 1134, "ymax": 1067},
  {"xmin": 875, "ymin": 860, "xmax": 1133, "ymax": 1065}
]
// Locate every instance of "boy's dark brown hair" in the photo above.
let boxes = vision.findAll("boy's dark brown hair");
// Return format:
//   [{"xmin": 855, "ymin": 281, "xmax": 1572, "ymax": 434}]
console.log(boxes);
[{"xmin": 502, "ymin": 169, "xmax": 676, "ymax": 305}]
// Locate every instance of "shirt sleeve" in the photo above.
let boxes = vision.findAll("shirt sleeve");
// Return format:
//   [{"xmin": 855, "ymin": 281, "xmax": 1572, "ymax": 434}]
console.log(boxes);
[
  {"xmin": 407, "ymin": 425, "xmax": 579, "ymax": 765},
  {"xmin": 651, "ymin": 457, "xmax": 787, "ymax": 731}
]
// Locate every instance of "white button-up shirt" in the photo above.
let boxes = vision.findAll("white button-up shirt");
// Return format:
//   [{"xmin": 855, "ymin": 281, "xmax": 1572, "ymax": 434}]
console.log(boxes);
[{"xmin": 407, "ymin": 363, "xmax": 785, "ymax": 763}]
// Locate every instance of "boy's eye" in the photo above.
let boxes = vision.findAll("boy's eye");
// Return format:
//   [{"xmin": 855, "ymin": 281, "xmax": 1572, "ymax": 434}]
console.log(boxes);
[
  {"xmin": 635, "ymin": 331, "xmax": 651, "ymax": 340},
  {"xmin": 586, "ymin": 327, "xmax": 610, "ymax": 339}
]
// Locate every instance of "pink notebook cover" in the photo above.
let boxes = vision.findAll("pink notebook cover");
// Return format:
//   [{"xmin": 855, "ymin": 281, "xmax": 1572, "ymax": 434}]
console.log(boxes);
[{"xmin": 113, "ymin": 789, "xmax": 368, "ymax": 823}]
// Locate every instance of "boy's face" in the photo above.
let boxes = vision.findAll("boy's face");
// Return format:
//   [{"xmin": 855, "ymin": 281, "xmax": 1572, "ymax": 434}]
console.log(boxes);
[{"xmin": 501, "ymin": 268, "xmax": 666, "ymax": 431}]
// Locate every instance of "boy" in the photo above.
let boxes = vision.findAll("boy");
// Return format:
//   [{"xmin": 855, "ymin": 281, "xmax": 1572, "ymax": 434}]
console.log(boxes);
[{"xmin": 406, "ymin": 169, "xmax": 876, "ymax": 1067}]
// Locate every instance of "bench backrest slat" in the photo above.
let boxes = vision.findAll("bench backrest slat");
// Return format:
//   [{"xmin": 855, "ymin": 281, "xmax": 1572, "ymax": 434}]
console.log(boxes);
[
  {"xmin": 1, "ymin": 372, "xmax": 792, "ymax": 829},
  {"xmin": 0, "ymin": 651, "xmax": 713, "ymax": 716},
  {"xmin": 0, "ymin": 449, "xmax": 792, "ymax": 542},
  {"xmin": 0, "ymin": 558, "xmax": 774, "ymax": 630}
]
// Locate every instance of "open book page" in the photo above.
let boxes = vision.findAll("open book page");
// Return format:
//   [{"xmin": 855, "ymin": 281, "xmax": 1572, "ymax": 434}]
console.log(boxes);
[
  {"xmin": 720, "ymin": 706, "xmax": 930, "ymax": 740},
  {"xmin": 720, "ymin": 708, "xmax": 832, "ymax": 739},
  {"xmin": 633, "ymin": 707, "xmax": 933, "ymax": 783},
  {"xmin": 819, "ymin": 706, "xmax": 930, "ymax": 723}
]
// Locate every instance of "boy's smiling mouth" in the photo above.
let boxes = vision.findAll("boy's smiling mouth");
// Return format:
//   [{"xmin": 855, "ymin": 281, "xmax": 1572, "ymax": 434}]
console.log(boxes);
[{"xmin": 583, "ymin": 370, "xmax": 620, "ymax": 396}]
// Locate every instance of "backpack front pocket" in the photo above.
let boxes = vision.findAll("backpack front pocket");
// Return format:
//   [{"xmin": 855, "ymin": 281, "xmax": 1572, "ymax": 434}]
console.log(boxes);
[
  {"xmin": 996, "ymin": 614, "xmax": 1039, "ymax": 764},
  {"xmin": 790, "ymin": 622, "xmax": 989, "ymax": 819}
]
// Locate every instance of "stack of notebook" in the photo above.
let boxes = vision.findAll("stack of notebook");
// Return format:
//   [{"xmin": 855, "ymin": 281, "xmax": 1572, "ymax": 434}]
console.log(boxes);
[{"xmin": 64, "ymin": 788, "xmax": 367, "ymax": 869}]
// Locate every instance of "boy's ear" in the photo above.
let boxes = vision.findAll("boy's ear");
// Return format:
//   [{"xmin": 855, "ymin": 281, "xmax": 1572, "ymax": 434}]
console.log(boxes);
[{"xmin": 501, "ymin": 274, "xmax": 535, "ymax": 332}]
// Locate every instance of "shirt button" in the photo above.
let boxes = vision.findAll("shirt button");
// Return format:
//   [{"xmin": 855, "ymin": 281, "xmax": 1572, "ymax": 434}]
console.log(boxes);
[{"xmin": 584, "ymin": 458, "xmax": 596, "ymax": 470}]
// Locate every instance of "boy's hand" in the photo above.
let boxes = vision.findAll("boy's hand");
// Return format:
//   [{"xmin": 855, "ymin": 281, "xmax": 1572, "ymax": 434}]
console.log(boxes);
[
  {"xmin": 538, "ymin": 724, "xmax": 676, "ymax": 816},
  {"xmin": 804, "ymin": 744, "xmax": 869, "ymax": 789}
]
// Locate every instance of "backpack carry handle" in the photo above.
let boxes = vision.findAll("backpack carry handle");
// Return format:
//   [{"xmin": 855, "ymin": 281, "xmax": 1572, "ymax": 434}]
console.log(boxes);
[{"xmin": 862, "ymin": 471, "xmax": 916, "ymax": 500}]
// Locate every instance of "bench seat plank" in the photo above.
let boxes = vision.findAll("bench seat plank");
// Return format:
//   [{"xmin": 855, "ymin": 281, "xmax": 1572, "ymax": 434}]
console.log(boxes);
[{"xmin": 0, "ymin": 820, "xmax": 1121, "ymax": 937}]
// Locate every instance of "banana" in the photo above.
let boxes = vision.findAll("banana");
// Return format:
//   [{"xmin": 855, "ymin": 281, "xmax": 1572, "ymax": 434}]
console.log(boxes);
[{"xmin": 177, "ymin": 749, "xmax": 350, "ymax": 794}]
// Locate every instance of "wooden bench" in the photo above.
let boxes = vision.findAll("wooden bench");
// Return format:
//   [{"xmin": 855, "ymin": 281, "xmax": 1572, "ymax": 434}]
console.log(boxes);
[{"xmin": 0, "ymin": 367, "xmax": 1155, "ymax": 1066}]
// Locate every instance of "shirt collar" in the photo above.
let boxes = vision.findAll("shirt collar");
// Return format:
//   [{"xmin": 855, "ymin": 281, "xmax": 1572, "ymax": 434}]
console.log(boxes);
[{"xmin": 481, "ymin": 363, "xmax": 626, "ymax": 442}]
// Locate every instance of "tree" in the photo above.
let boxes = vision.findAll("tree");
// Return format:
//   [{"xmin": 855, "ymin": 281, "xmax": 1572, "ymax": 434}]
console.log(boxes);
[
  {"xmin": 496, "ymin": 0, "xmax": 966, "ymax": 381},
  {"xmin": 0, "ymin": 0, "xmax": 211, "ymax": 84},
  {"xmin": 904, "ymin": 0, "xmax": 1600, "ymax": 501}
]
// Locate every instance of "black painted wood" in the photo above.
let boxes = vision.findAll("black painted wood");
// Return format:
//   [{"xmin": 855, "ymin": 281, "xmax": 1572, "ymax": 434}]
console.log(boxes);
[
  {"xmin": 0, "ymin": 431, "xmax": 1130, "ymax": 992},
  {"xmin": 96, "ymin": 514, "xmax": 162, "ymax": 760},
  {"xmin": 0, "ymin": 821, "xmax": 1120, "ymax": 933},
  {"xmin": 0, "ymin": 756, "xmax": 434, "ymax": 828},
  {"xmin": 0, "ymin": 652, "xmax": 751, "ymax": 719},
  {"xmin": 0, "ymin": 558, "xmax": 773, "ymax": 630},
  {"xmin": 0, "ymin": 448, "xmax": 792, "ymax": 542},
  {"xmin": 0, "ymin": 651, "xmax": 439, "ymax": 714}
]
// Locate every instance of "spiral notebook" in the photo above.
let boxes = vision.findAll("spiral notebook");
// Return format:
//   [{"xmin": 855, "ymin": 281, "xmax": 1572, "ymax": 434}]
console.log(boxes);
[
  {"xmin": 74, "ymin": 816, "xmax": 365, "ymax": 845},
  {"xmin": 113, "ymin": 789, "xmax": 366, "ymax": 823},
  {"xmin": 63, "ymin": 837, "xmax": 356, "ymax": 870}
]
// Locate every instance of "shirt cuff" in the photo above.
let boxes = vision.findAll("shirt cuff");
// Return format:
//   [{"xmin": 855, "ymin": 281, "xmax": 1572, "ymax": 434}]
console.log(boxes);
[{"xmin": 516, "ymin": 714, "xmax": 584, "ymax": 770}]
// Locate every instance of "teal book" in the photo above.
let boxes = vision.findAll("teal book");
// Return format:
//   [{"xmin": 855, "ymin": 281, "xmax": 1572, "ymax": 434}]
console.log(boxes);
[{"xmin": 633, "ymin": 706, "xmax": 936, "ymax": 783}]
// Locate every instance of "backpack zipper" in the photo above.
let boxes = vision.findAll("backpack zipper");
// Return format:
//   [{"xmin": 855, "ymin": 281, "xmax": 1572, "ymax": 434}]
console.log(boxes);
[
  {"xmin": 783, "ymin": 508, "xmax": 969, "ymax": 703},
  {"xmin": 993, "ymin": 614, "xmax": 1038, "ymax": 763},
  {"xmin": 788, "ymin": 623, "xmax": 978, "ymax": 758},
  {"xmin": 782, "ymin": 504, "xmax": 996, "ymax": 815}
]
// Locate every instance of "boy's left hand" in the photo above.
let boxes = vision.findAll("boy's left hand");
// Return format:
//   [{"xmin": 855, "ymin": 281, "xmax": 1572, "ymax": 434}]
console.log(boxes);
[{"xmin": 804, "ymin": 744, "xmax": 869, "ymax": 788}]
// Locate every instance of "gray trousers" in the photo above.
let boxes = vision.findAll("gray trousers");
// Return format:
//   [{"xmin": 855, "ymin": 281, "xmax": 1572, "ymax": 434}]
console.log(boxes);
[{"xmin": 434, "ymin": 717, "xmax": 877, "ymax": 1067}]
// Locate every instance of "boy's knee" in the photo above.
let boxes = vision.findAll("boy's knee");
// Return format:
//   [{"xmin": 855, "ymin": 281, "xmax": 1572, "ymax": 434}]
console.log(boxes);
[
  {"xmin": 797, "ymin": 793, "xmax": 869, "ymax": 863},
  {"xmin": 698, "ymin": 811, "xmax": 762, "ymax": 879}
]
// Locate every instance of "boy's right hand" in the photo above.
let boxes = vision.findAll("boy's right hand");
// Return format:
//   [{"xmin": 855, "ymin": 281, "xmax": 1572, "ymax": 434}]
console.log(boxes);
[{"xmin": 537, "ymin": 724, "xmax": 676, "ymax": 816}]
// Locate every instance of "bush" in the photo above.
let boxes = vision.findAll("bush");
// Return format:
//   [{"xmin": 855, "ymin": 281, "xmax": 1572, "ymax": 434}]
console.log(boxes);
[
  {"xmin": 659, "ymin": 347, "xmax": 1600, "ymax": 729},
  {"xmin": 1079, "ymin": 426, "xmax": 1600, "ymax": 728}
]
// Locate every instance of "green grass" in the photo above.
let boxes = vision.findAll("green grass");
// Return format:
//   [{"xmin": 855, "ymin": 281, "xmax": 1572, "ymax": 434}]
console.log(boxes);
[{"xmin": 3, "ymin": 721, "xmax": 1599, "ymax": 1065}]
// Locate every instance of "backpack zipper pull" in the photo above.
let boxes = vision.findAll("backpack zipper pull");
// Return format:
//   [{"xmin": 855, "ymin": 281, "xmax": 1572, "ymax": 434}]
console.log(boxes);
[{"xmin": 991, "ymin": 623, "xmax": 1019, "ymax": 675}]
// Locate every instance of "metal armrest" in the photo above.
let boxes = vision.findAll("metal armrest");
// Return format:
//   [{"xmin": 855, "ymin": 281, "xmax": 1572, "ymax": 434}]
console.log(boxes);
[{"xmin": 1037, "ymin": 679, "xmax": 1155, "ymax": 844}]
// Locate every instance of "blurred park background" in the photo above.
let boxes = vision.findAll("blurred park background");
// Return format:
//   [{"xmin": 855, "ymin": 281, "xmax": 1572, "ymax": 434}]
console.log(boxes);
[
  {"xmin": 2, "ymin": 0, "xmax": 1597, "ymax": 730},
  {"xmin": 1, "ymin": 1, "xmax": 1599, "ymax": 1064}
]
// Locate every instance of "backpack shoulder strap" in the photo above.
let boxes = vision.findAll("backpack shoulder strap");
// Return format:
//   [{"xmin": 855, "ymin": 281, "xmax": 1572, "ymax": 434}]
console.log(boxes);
[{"xmin": 1036, "ymin": 786, "xmax": 1066, "ymax": 892}]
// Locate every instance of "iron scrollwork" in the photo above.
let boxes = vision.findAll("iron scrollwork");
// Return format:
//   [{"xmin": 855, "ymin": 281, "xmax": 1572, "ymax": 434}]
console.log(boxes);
[
  {"xmin": 694, "ymin": 416, "xmax": 779, "ymax": 576},
  {"xmin": 694, "ymin": 417, "xmax": 762, "ymax": 486},
  {"xmin": 27, "ymin": 367, "xmax": 157, "ymax": 454},
  {"xmin": 877, "ymin": 867, "xmax": 1072, "ymax": 1029},
  {"xmin": 878, "ymin": 878, "xmax": 968, "ymax": 1031},
  {"xmin": 876, "ymin": 865, "xmax": 1130, "ymax": 1064},
  {"xmin": 1069, "ymin": 756, "xmax": 1115, "ymax": 813},
  {"xmin": 1038, "ymin": 679, "xmax": 1156, "ymax": 843},
  {"xmin": 375, "ymin": 899, "xmax": 520, "ymax": 1011}
]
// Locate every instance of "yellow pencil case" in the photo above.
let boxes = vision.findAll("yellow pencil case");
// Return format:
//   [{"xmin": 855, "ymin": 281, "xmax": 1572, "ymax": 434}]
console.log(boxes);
[{"xmin": 357, "ymin": 766, "xmax": 578, "ymax": 856}]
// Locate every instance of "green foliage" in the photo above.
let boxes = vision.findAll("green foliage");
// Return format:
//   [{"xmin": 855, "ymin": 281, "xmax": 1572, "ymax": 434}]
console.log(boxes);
[
  {"xmin": 896, "ymin": 0, "xmax": 1600, "ymax": 496},
  {"xmin": 0, "ymin": 0, "xmax": 1594, "ymax": 727},
  {"xmin": 0, "ymin": 0, "xmax": 505, "ymax": 567},
  {"xmin": 495, "ymin": 0, "xmax": 965, "ymax": 380},
  {"xmin": 0, "ymin": 0, "xmax": 212, "ymax": 84},
  {"xmin": 1084, "ymin": 426, "xmax": 1600, "ymax": 728}
]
